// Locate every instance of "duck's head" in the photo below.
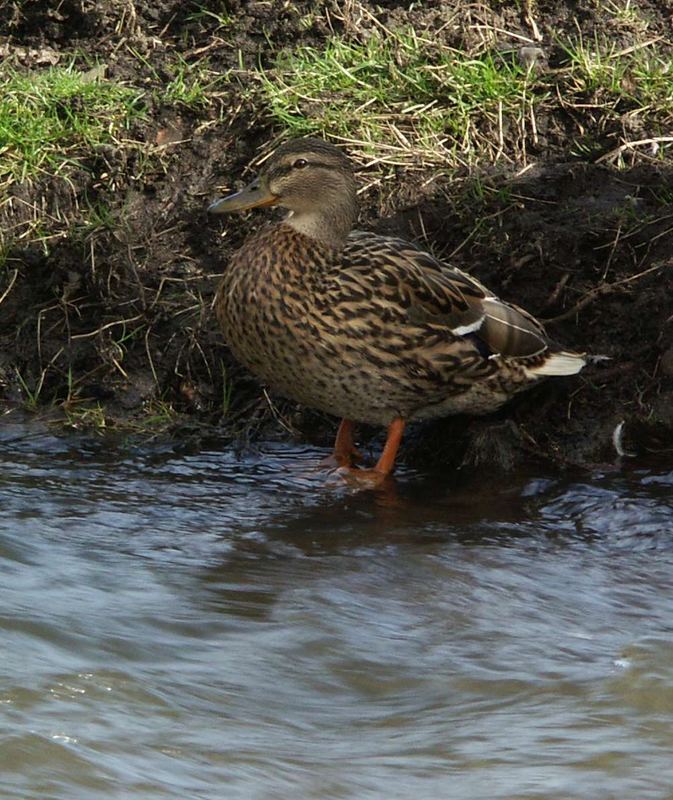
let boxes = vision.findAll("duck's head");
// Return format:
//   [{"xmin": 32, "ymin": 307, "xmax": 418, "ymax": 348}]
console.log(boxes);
[{"xmin": 208, "ymin": 137, "xmax": 358, "ymax": 248}]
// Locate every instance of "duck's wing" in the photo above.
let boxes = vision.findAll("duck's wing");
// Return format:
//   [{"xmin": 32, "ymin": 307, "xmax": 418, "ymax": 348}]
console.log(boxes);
[{"xmin": 342, "ymin": 231, "xmax": 584, "ymax": 374}]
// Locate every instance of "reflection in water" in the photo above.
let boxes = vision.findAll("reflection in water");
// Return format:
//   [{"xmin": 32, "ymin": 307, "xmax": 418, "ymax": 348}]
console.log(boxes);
[{"xmin": 1, "ymin": 418, "xmax": 673, "ymax": 799}]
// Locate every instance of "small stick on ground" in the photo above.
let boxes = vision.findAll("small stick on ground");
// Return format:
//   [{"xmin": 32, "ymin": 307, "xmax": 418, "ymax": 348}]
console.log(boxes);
[{"xmin": 544, "ymin": 262, "xmax": 670, "ymax": 323}]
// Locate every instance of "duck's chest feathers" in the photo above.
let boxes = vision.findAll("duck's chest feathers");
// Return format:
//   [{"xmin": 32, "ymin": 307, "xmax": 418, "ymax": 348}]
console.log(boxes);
[{"xmin": 216, "ymin": 224, "xmax": 334, "ymax": 383}]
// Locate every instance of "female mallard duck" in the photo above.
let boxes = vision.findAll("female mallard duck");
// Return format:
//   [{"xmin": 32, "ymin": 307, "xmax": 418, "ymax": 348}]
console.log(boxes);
[{"xmin": 209, "ymin": 138, "xmax": 585, "ymax": 484}]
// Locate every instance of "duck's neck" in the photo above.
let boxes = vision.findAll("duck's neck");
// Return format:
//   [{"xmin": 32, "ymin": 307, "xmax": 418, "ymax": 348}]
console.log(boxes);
[{"xmin": 284, "ymin": 198, "xmax": 357, "ymax": 251}]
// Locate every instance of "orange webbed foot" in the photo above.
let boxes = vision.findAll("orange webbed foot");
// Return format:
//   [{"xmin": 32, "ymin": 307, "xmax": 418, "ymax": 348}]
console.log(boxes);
[
  {"xmin": 332, "ymin": 465, "xmax": 392, "ymax": 488},
  {"xmin": 327, "ymin": 416, "xmax": 406, "ymax": 490}
]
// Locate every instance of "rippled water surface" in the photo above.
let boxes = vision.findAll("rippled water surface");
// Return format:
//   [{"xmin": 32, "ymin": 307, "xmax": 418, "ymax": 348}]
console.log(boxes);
[{"xmin": 2, "ymin": 418, "xmax": 673, "ymax": 799}]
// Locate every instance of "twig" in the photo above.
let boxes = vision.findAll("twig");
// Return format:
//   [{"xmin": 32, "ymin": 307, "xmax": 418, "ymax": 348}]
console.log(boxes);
[
  {"xmin": 543, "ymin": 262, "xmax": 670, "ymax": 323},
  {"xmin": 596, "ymin": 136, "xmax": 673, "ymax": 164},
  {"xmin": 610, "ymin": 37, "xmax": 663, "ymax": 59},
  {"xmin": 448, "ymin": 206, "xmax": 514, "ymax": 260},
  {"xmin": 71, "ymin": 314, "xmax": 144, "ymax": 340},
  {"xmin": 541, "ymin": 272, "xmax": 570, "ymax": 310},
  {"xmin": 601, "ymin": 223, "xmax": 622, "ymax": 280},
  {"xmin": 470, "ymin": 24, "xmax": 537, "ymax": 45},
  {"xmin": 262, "ymin": 389, "xmax": 296, "ymax": 435},
  {"xmin": 522, "ymin": 0, "xmax": 542, "ymax": 41},
  {"xmin": 0, "ymin": 268, "xmax": 18, "ymax": 307}
]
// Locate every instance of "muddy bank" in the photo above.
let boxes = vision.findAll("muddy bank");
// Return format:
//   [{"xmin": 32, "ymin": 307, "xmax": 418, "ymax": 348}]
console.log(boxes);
[{"xmin": 0, "ymin": 0, "xmax": 671, "ymax": 470}]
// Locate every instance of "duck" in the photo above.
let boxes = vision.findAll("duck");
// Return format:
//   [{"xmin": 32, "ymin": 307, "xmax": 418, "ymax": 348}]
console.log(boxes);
[{"xmin": 208, "ymin": 137, "xmax": 585, "ymax": 485}]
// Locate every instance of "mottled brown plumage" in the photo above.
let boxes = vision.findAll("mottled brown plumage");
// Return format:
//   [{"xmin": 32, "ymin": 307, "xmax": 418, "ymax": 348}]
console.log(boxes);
[{"xmin": 209, "ymin": 138, "xmax": 585, "ymax": 482}]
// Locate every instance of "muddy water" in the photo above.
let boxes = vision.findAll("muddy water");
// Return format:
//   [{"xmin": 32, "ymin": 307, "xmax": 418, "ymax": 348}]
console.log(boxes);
[{"xmin": 1, "ymin": 419, "xmax": 673, "ymax": 800}]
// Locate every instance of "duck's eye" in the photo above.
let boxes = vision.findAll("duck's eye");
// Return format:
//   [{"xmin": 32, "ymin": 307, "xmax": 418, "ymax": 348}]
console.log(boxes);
[{"xmin": 293, "ymin": 158, "xmax": 309, "ymax": 169}]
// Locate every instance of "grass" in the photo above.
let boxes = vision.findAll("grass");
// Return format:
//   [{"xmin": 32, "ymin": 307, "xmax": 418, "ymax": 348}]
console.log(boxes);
[
  {"xmin": 127, "ymin": 48, "xmax": 234, "ymax": 113},
  {"xmin": 603, "ymin": 0, "xmax": 651, "ymax": 33},
  {"xmin": 14, "ymin": 366, "xmax": 44, "ymax": 410},
  {"xmin": 129, "ymin": 49, "xmax": 204, "ymax": 109},
  {"xmin": 0, "ymin": 63, "xmax": 145, "ymax": 188},
  {"xmin": 220, "ymin": 361, "xmax": 232, "ymax": 417},
  {"xmin": 260, "ymin": 28, "xmax": 532, "ymax": 168},
  {"xmin": 185, "ymin": 4, "xmax": 233, "ymax": 30},
  {"xmin": 0, "ymin": 52, "xmax": 229, "ymax": 270},
  {"xmin": 62, "ymin": 401, "xmax": 109, "ymax": 431},
  {"xmin": 554, "ymin": 34, "xmax": 673, "ymax": 162},
  {"xmin": 162, "ymin": 56, "xmax": 229, "ymax": 109},
  {"xmin": 557, "ymin": 34, "xmax": 673, "ymax": 107},
  {"xmin": 259, "ymin": 25, "xmax": 673, "ymax": 170}
]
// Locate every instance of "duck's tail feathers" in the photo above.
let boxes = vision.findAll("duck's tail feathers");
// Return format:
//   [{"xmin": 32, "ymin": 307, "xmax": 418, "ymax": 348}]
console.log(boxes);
[{"xmin": 526, "ymin": 351, "xmax": 587, "ymax": 377}]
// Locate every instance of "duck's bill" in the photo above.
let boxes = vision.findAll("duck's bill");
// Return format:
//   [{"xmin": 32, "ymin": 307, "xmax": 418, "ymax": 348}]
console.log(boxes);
[{"xmin": 208, "ymin": 179, "xmax": 279, "ymax": 214}]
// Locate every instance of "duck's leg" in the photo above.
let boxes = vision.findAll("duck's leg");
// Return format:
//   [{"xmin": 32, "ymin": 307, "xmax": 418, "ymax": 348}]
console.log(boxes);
[
  {"xmin": 320, "ymin": 418, "xmax": 361, "ymax": 468},
  {"xmin": 341, "ymin": 417, "xmax": 405, "ymax": 485},
  {"xmin": 333, "ymin": 418, "xmax": 360, "ymax": 465}
]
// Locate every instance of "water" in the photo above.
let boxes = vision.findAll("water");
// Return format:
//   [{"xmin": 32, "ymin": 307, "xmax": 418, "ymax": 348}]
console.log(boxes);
[{"xmin": 1, "ymin": 417, "xmax": 673, "ymax": 800}]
